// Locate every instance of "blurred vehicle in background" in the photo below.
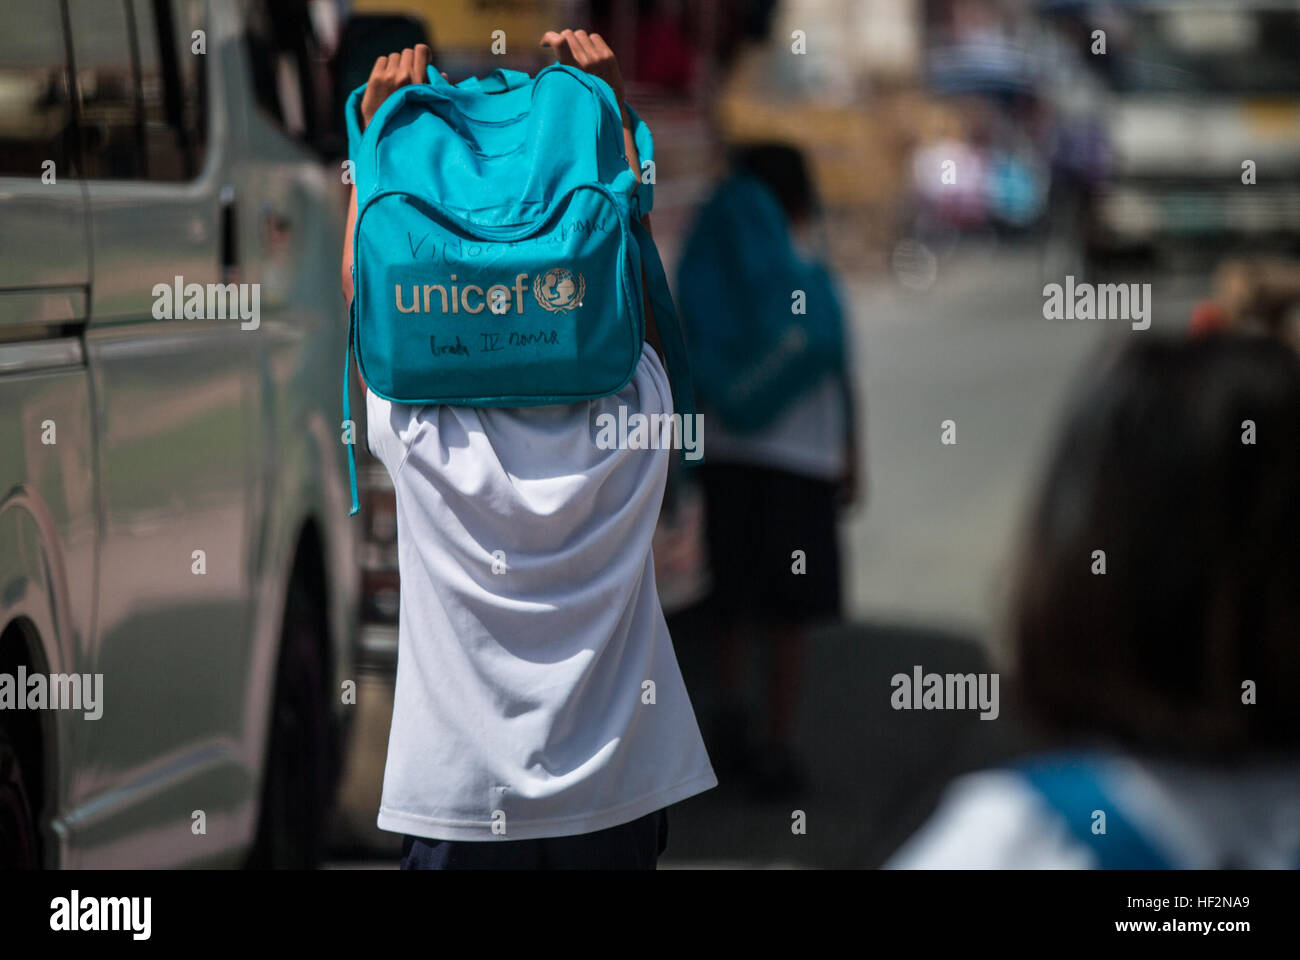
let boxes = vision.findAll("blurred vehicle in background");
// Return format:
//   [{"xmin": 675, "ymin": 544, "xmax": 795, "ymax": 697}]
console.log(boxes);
[
  {"xmin": 1042, "ymin": 0, "xmax": 1300, "ymax": 271},
  {"xmin": 0, "ymin": 0, "xmax": 356, "ymax": 868}
]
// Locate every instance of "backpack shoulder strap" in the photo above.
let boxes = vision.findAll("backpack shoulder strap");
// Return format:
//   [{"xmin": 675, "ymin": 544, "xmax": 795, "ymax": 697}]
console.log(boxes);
[
  {"xmin": 1013, "ymin": 753, "xmax": 1173, "ymax": 869},
  {"xmin": 344, "ymin": 302, "xmax": 360, "ymax": 516},
  {"xmin": 623, "ymin": 106, "xmax": 696, "ymax": 461},
  {"xmin": 630, "ymin": 217, "xmax": 698, "ymax": 462},
  {"xmin": 622, "ymin": 102, "xmax": 655, "ymax": 215}
]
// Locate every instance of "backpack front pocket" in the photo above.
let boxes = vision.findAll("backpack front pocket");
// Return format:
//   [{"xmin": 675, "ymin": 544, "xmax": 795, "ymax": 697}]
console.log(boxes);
[{"xmin": 353, "ymin": 184, "xmax": 642, "ymax": 406}]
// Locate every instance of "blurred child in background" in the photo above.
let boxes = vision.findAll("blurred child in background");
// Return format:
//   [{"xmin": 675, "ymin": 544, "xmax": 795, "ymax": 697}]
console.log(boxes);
[{"xmin": 678, "ymin": 143, "xmax": 861, "ymax": 798}]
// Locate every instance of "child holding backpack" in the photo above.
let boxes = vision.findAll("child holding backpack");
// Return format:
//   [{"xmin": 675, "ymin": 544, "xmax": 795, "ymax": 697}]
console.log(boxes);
[
  {"xmin": 342, "ymin": 34, "xmax": 715, "ymax": 870},
  {"xmin": 890, "ymin": 335, "xmax": 1300, "ymax": 869}
]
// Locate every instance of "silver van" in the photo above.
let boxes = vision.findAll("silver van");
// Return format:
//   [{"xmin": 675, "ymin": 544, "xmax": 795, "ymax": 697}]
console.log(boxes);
[{"xmin": 0, "ymin": 0, "xmax": 357, "ymax": 867}]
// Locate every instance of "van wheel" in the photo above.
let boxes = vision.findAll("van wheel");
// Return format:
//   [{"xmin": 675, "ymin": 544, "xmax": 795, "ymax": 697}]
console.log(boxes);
[
  {"xmin": 0, "ymin": 727, "xmax": 39, "ymax": 869},
  {"xmin": 247, "ymin": 573, "xmax": 333, "ymax": 868}
]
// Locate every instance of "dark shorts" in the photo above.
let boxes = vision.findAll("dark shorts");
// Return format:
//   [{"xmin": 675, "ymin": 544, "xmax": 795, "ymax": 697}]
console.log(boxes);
[
  {"xmin": 399, "ymin": 808, "xmax": 668, "ymax": 870},
  {"xmin": 701, "ymin": 462, "xmax": 843, "ymax": 624}
]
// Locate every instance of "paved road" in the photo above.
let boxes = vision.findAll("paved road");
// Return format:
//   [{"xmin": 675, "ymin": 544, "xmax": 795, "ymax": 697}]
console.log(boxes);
[{"xmin": 840, "ymin": 243, "xmax": 1208, "ymax": 639}]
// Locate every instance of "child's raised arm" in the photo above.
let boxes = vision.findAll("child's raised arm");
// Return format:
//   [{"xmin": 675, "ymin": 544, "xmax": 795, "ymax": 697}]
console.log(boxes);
[
  {"xmin": 342, "ymin": 46, "xmax": 434, "ymax": 305},
  {"xmin": 542, "ymin": 29, "xmax": 663, "ymax": 359}
]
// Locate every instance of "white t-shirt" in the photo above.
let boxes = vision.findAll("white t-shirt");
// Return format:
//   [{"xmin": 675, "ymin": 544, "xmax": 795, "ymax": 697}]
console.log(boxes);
[
  {"xmin": 704, "ymin": 374, "xmax": 848, "ymax": 481},
  {"xmin": 366, "ymin": 345, "xmax": 716, "ymax": 842},
  {"xmin": 887, "ymin": 755, "xmax": 1300, "ymax": 869}
]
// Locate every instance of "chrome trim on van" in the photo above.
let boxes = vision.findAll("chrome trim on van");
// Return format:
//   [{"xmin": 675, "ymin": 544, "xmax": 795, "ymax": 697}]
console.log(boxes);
[{"xmin": 0, "ymin": 337, "xmax": 84, "ymax": 374}]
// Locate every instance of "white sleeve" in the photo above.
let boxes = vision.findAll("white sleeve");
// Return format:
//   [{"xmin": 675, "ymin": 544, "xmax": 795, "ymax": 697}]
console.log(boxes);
[
  {"xmin": 885, "ymin": 771, "xmax": 1097, "ymax": 870},
  {"xmin": 364, "ymin": 389, "xmax": 417, "ymax": 475}
]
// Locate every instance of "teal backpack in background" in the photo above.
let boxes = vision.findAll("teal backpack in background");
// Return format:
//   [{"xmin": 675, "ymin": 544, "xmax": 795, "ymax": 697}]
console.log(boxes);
[
  {"xmin": 343, "ymin": 64, "xmax": 695, "ymax": 514},
  {"xmin": 677, "ymin": 173, "xmax": 847, "ymax": 435}
]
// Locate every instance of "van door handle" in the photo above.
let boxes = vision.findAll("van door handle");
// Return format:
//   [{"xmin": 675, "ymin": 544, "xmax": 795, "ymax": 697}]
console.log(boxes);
[
  {"xmin": 261, "ymin": 204, "xmax": 292, "ymax": 240},
  {"xmin": 219, "ymin": 185, "xmax": 239, "ymax": 283}
]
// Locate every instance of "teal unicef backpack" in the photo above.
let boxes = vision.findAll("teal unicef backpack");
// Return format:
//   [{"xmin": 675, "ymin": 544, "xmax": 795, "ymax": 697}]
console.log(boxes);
[{"xmin": 343, "ymin": 63, "xmax": 695, "ymax": 514}]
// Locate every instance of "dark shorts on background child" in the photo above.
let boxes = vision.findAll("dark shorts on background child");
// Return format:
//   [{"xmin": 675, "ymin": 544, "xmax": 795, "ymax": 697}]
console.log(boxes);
[
  {"xmin": 701, "ymin": 462, "xmax": 843, "ymax": 624},
  {"xmin": 399, "ymin": 808, "xmax": 668, "ymax": 870}
]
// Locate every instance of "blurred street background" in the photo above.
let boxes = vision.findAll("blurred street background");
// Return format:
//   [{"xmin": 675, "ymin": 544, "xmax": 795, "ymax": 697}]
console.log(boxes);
[
  {"xmin": 5, "ymin": 0, "xmax": 1295, "ymax": 871},
  {"xmin": 325, "ymin": 0, "xmax": 1296, "ymax": 867}
]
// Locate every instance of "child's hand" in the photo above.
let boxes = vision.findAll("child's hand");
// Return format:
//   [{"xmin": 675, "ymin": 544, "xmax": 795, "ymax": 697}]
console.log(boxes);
[
  {"xmin": 360, "ymin": 44, "xmax": 436, "ymax": 129},
  {"xmin": 541, "ymin": 30, "xmax": 626, "ymax": 108}
]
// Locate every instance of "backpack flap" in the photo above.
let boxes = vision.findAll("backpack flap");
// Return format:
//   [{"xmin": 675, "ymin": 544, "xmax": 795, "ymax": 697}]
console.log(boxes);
[{"xmin": 359, "ymin": 64, "xmax": 625, "ymax": 213}]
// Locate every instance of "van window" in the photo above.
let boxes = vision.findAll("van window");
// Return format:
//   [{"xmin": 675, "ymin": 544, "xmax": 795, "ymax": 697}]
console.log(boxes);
[
  {"xmin": 0, "ymin": 3, "xmax": 75, "ymax": 178},
  {"xmin": 132, "ymin": 0, "xmax": 208, "ymax": 179},
  {"xmin": 68, "ymin": 0, "xmax": 207, "ymax": 181},
  {"xmin": 244, "ymin": 0, "xmax": 323, "ymax": 142},
  {"xmin": 68, "ymin": 0, "xmax": 145, "ymax": 179},
  {"xmin": 170, "ymin": 0, "xmax": 209, "ymax": 174}
]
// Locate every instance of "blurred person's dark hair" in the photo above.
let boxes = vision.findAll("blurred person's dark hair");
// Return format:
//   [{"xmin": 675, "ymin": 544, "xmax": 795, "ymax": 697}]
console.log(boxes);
[
  {"xmin": 332, "ymin": 14, "xmax": 435, "ymax": 136},
  {"xmin": 1010, "ymin": 334, "xmax": 1300, "ymax": 761},
  {"xmin": 727, "ymin": 142, "xmax": 816, "ymax": 225},
  {"xmin": 705, "ymin": 0, "xmax": 780, "ymax": 68}
]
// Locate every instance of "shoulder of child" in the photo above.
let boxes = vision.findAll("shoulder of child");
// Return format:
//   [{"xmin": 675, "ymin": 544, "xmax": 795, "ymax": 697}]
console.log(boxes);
[{"xmin": 885, "ymin": 770, "xmax": 1095, "ymax": 870}]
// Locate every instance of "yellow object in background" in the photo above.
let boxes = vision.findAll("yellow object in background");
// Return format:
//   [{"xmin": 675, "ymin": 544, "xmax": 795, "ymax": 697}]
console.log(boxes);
[
  {"xmin": 351, "ymin": 0, "xmax": 558, "ymax": 51},
  {"xmin": 1243, "ymin": 100, "xmax": 1300, "ymax": 137}
]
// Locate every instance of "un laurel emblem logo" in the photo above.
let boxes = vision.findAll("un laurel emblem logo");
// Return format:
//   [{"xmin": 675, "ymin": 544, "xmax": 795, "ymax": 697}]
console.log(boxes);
[{"xmin": 533, "ymin": 267, "xmax": 585, "ymax": 314}]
